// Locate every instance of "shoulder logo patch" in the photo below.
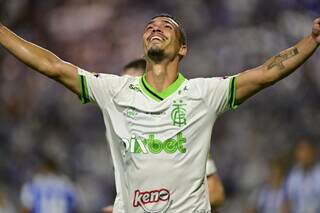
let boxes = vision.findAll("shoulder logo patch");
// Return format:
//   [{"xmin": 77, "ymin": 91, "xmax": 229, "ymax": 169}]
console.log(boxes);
[{"xmin": 129, "ymin": 84, "xmax": 142, "ymax": 93}]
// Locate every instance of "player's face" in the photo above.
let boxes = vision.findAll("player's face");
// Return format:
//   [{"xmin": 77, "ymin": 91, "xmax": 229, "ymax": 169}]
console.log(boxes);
[{"xmin": 143, "ymin": 17, "xmax": 186, "ymax": 61}]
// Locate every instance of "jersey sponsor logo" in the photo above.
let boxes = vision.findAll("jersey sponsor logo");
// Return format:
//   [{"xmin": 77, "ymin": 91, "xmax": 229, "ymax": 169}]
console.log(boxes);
[
  {"xmin": 124, "ymin": 107, "xmax": 138, "ymax": 119},
  {"xmin": 122, "ymin": 133, "xmax": 187, "ymax": 154},
  {"xmin": 133, "ymin": 188, "xmax": 172, "ymax": 213},
  {"xmin": 129, "ymin": 84, "xmax": 142, "ymax": 93},
  {"xmin": 171, "ymin": 100, "xmax": 187, "ymax": 127}
]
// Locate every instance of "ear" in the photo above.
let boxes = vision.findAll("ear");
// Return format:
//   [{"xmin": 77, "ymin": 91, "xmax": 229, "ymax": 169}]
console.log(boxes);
[{"xmin": 178, "ymin": 44, "xmax": 187, "ymax": 57}]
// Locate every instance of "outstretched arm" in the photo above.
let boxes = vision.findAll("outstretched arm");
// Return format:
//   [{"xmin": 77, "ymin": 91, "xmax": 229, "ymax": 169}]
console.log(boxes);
[
  {"xmin": 235, "ymin": 18, "xmax": 320, "ymax": 105},
  {"xmin": 0, "ymin": 23, "xmax": 80, "ymax": 95}
]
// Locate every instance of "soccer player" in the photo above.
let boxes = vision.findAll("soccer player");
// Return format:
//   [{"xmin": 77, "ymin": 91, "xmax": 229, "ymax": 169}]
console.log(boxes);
[
  {"xmin": 20, "ymin": 158, "xmax": 77, "ymax": 213},
  {"xmin": 0, "ymin": 14, "xmax": 319, "ymax": 212},
  {"xmin": 282, "ymin": 138, "xmax": 320, "ymax": 213},
  {"xmin": 102, "ymin": 60, "xmax": 225, "ymax": 212}
]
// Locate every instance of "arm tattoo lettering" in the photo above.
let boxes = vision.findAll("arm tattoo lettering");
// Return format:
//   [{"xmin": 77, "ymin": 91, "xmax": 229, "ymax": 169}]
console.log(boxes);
[{"xmin": 267, "ymin": 47, "xmax": 299, "ymax": 70}]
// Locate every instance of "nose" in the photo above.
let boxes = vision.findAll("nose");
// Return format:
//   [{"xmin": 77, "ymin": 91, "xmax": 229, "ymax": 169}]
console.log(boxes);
[{"xmin": 152, "ymin": 25, "xmax": 162, "ymax": 33}]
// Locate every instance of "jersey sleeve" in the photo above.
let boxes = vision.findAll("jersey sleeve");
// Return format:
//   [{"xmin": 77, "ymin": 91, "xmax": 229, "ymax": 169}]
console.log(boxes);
[
  {"xmin": 206, "ymin": 155, "xmax": 217, "ymax": 176},
  {"xmin": 77, "ymin": 68, "xmax": 126, "ymax": 106},
  {"xmin": 202, "ymin": 76, "xmax": 238, "ymax": 115},
  {"xmin": 20, "ymin": 183, "xmax": 34, "ymax": 209}
]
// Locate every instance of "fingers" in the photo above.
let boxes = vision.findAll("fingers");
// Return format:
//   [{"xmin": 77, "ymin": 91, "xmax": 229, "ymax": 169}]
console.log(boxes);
[
  {"xmin": 102, "ymin": 206, "xmax": 113, "ymax": 213},
  {"xmin": 313, "ymin": 24, "xmax": 320, "ymax": 32},
  {"xmin": 312, "ymin": 18, "xmax": 320, "ymax": 34}
]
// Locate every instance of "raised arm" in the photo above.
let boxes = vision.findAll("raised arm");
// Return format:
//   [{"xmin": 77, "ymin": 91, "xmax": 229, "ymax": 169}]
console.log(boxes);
[
  {"xmin": 235, "ymin": 18, "xmax": 320, "ymax": 105},
  {"xmin": 0, "ymin": 23, "xmax": 80, "ymax": 95}
]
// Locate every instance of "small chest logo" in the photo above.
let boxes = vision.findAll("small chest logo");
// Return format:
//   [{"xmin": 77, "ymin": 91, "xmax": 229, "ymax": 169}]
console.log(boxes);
[
  {"xmin": 129, "ymin": 84, "xmax": 141, "ymax": 93},
  {"xmin": 171, "ymin": 100, "xmax": 187, "ymax": 127}
]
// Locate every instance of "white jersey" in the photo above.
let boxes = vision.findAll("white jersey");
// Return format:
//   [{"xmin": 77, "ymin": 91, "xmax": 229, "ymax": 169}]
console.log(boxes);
[
  {"xmin": 78, "ymin": 68, "xmax": 236, "ymax": 213},
  {"xmin": 113, "ymin": 155, "xmax": 217, "ymax": 212},
  {"xmin": 206, "ymin": 156, "xmax": 217, "ymax": 177}
]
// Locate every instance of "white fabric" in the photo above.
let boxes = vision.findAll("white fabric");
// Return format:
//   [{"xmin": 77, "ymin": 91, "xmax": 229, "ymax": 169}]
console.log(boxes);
[
  {"xmin": 78, "ymin": 68, "xmax": 232, "ymax": 213},
  {"xmin": 206, "ymin": 156, "xmax": 217, "ymax": 176}
]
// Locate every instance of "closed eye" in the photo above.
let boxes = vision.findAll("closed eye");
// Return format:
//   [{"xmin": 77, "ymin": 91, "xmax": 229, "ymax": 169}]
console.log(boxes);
[
  {"xmin": 145, "ymin": 26, "xmax": 153, "ymax": 31},
  {"xmin": 165, "ymin": 25, "xmax": 173, "ymax": 30}
]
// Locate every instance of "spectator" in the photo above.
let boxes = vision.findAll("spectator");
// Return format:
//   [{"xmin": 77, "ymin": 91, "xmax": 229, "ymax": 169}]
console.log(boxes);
[
  {"xmin": 20, "ymin": 157, "xmax": 78, "ymax": 213},
  {"xmin": 282, "ymin": 138, "xmax": 320, "ymax": 213}
]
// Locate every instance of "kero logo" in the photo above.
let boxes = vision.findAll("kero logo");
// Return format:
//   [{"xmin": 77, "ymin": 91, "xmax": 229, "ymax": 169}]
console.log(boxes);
[
  {"xmin": 133, "ymin": 188, "xmax": 172, "ymax": 213},
  {"xmin": 122, "ymin": 133, "xmax": 187, "ymax": 154}
]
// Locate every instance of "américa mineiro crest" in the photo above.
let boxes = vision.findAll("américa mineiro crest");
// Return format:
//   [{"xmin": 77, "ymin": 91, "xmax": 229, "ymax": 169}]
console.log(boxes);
[{"xmin": 171, "ymin": 100, "xmax": 187, "ymax": 127}]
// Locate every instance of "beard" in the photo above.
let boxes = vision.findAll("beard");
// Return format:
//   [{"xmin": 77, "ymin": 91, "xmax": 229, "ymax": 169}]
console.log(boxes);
[{"xmin": 147, "ymin": 46, "xmax": 165, "ymax": 63}]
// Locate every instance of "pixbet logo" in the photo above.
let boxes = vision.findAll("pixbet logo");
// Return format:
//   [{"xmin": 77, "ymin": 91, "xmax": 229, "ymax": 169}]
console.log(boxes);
[
  {"xmin": 122, "ymin": 133, "xmax": 187, "ymax": 154},
  {"xmin": 133, "ymin": 188, "xmax": 172, "ymax": 213}
]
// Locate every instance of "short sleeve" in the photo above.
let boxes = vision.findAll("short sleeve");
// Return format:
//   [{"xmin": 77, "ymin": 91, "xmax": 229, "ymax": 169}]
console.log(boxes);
[
  {"xmin": 206, "ymin": 155, "xmax": 217, "ymax": 176},
  {"xmin": 202, "ymin": 76, "xmax": 238, "ymax": 115},
  {"xmin": 77, "ymin": 68, "xmax": 126, "ymax": 106},
  {"xmin": 20, "ymin": 183, "xmax": 34, "ymax": 209}
]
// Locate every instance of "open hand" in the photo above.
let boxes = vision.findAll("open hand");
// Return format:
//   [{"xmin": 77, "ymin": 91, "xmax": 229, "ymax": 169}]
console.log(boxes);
[{"xmin": 312, "ymin": 18, "xmax": 320, "ymax": 44}]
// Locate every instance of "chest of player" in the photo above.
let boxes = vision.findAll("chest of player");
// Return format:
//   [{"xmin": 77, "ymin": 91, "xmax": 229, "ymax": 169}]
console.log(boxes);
[
  {"xmin": 108, "ymin": 83, "xmax": 212, "ymax": 157},
  {"xmin": 111, "ymin": 87, "xmax": 208, "ymax": 136}
]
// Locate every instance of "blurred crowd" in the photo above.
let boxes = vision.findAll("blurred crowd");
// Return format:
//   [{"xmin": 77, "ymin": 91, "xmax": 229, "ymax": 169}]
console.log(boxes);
[{"xmin": 0, "ymin": 0, "xmax": 319, "ymax": 212}]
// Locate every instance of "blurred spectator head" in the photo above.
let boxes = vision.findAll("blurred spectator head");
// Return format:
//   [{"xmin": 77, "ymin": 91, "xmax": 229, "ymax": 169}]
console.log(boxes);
[
  {"xmin": 294, "ymin": 137, "xmax": 317, "ymax": 170},
  {"xmin": 37, "ymin": 156, "xmax": 59, "ymax": 174},
  {"xmin": 122, "ymin": 58, "xmax": 146, "ymax": 76}
]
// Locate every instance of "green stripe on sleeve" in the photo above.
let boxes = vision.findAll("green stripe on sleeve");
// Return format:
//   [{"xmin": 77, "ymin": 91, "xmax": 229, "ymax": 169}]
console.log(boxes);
[
  {"xmin": 78, "ymin": 75, "xmax": 90, "ymax": 104},
  {"xmin": 228, "ymin": 76, "xmax": 238, "ymax": 109}
]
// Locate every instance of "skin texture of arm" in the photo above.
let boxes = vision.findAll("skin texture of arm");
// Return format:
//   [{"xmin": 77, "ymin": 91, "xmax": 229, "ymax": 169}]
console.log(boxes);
[
  {"xmin": 0, "ymin": 23, "xmax": 80, "ymax": 95},
  {"xmin": 207, "ymin": 174, "xmax": 225, "ymax": 212},
  {"xmin": 235, "ymin": 18, "xmax": 320, "ymax": 105}
]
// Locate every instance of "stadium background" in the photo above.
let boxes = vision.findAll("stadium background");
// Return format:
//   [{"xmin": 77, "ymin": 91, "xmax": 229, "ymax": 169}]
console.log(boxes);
[{"xmin": 0, "ymin": 0, "xmax": 319, "ymax": 212}]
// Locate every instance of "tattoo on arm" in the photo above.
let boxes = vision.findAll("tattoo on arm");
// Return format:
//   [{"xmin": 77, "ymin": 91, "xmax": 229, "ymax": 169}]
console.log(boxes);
[{"xmin": 267, "ymin": 47, "xmax": 299, "ymax": 70}]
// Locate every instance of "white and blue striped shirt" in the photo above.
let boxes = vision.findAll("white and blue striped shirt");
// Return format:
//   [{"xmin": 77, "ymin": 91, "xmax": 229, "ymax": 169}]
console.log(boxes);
[
  {"xmin": 284, "ymin": 164, "xmax": 320, "ymax": 213},
  {"xmin": 21, "ymin": 173, "xmax": 77, "ymax": 213},
  {"xmin": 249, "ymin": 182, "xmax": 285, "ymax": 213}
]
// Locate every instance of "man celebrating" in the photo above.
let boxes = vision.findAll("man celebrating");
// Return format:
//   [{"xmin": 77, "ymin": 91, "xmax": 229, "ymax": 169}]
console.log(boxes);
[
  {"xmin": 0, "ymin": 14, "xmax": 319, "ymax": 212},
  {"xmin": 102, "ymin": 59, "xmax": 225, "ymax": 212}
]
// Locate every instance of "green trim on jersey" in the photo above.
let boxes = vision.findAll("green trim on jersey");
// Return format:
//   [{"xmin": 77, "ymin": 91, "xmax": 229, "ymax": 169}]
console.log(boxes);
[
  {"xmin": 79, "ymin": 75, "xmax": 90, "ymax": 104},
  {"xmin": 228, "ymin": 76, "xmax": 238, "ymax": 109},
  {"xmin": 139, "ymin": 73, "xmax": 186, "ymax": 102}
]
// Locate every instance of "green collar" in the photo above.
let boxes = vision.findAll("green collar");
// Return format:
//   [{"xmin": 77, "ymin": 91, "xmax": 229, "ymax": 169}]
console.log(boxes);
[{"xmin": 139, "ymin": 73, "xmax": 186, "ymax": 102}]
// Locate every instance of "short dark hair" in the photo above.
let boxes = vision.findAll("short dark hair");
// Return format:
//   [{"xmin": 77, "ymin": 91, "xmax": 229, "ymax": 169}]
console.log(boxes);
[
  {"xmin": 123, "ymin": 58, "xmax": 146, "ymax": 71},
  {"xmin": 295, "ymin": 136, "xmax": 317, "ymax": 148},
  {"xmin": 150, "ymin": 13, "xmax": 187, "ymax": 45}
]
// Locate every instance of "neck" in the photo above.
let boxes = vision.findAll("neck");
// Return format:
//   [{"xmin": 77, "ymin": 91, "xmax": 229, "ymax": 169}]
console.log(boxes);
[{"xmin": 145, "ymin": 57, "xmax": 180, "ymax": 92}]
